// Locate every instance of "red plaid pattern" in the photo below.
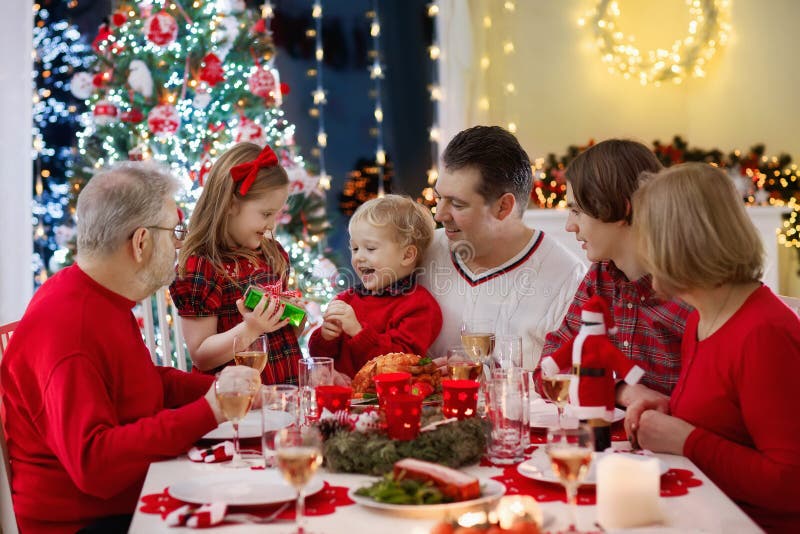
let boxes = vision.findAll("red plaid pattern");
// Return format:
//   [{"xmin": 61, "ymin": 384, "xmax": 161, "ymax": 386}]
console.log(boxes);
[
  {"xmin": 540, "ymin": 261, "xmax": 692, "ymax": 395},
  {"xmin": 170, "ymin": 248, "xmax": 300, "ymax": 385}
]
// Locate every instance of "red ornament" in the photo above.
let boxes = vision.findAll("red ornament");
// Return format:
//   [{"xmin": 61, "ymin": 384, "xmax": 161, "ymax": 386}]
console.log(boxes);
[
  {"xmin": 147, "ymin": 104, "xmax": 181, "ymax": 138},
  {"xmin": 112, "ymin": 12, "xmax": 128, "ymax": 27},
  {"xmin": 252, "ymin": 18, "xmax": 267, "ymax": 34},
  {"xmin": 280, "ymin": 82, "xmax": 290, "ymax": 95},
  {"xmin": 248, "ymin": 66, "xmax": 279, "ymax": 102},
  {"xmin": 92, "ymin": 24, "xmax": 112, "ymax": 52},
  {"xmin": 145, "ymin": 11, "xmax": 178, "ymax": 47},
  {"xmin": 199, "ymin": 53, "xmax": 225, "ymax": 87},
  {"xmin": 92, "ymin": 72, "xmax": 110, "ymax": 88},
  {"xmin": 121, "ymin": 108, "xmax": 144, "ymax": 123},
  {"xmin": 92, "ymin": 99, "xmax": 118, "ymax": 126}
]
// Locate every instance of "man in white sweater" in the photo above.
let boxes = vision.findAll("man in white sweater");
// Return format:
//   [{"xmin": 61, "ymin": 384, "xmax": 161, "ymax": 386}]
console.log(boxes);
[{"xmin": 418, "ymin": 126, "xmax": 586, "ymax": 369}]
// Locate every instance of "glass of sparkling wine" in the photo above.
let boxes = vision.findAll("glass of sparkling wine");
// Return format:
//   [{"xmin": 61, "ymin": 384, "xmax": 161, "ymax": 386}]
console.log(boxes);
[
  {"xmin": 460, "ymin": 319, "xmax": 496, "ymax": 363},
  {"xmin": 233, "ymin": 334, "xmax": 269, "ymax": 374},
  {"xmin": 546, "ymin": 424, "xmax": 594, "ymax": 532},
  {"xmin": 446, "ymin": 346, "xmax": 482, "ymax": 380},
  {"xmin": 214, "ymin": 366, "xmax": 260, "ymax": 468},
  {"xmin": 541, "ymin": 373, "xmax": 572, "ymax": 427},
  {"xmin": 275, "ymin": 426, "xmax": 324, "ymax": 534}
]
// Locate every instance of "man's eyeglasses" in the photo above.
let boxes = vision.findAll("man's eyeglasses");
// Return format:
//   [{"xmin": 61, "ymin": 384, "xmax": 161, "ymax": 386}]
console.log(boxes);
[{"xmin": 146, "ymin": 222, "xmax": 187, "ymax": 241}]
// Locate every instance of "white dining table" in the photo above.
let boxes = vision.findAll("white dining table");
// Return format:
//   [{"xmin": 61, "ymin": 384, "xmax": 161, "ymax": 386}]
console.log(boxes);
[{"xmin": 130, "ymin": 447, "xmax": 763, "ymax": 534}]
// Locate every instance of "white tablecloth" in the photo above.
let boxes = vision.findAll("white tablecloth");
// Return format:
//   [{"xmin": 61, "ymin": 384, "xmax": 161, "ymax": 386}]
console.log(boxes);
[{"xmin": 130, "ymin": 449, "xmax": 762, "ymax": 533}]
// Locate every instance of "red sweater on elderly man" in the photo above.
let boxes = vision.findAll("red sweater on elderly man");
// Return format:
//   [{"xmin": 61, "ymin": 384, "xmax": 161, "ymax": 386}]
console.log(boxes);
[{"xmin": 0, "ymin": 264, "xmax": 217, "ymax": 534}]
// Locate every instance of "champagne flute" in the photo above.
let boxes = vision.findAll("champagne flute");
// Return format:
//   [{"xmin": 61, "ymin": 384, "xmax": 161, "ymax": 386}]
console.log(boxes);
[
  {"xmin": 275, "ymin": 426, "xmax": 324, "ymax": 534},
  {"xmin": 215, "ymin": 366, "xmax": 260, "ymax": 468},
  {"xmin": 460, "ymin": 319, "xmax": 496, "ymax": 365},
  {"xmin": 541, "ymin": 373, "xmax": 572, "ymax": 427},
  {"xmin": 233, "ymin": 334, "xmax": 269, "ymax": 374},
  {"xmin": 546, "ymin": 425, "xmax": 594, "ymax": 532}
]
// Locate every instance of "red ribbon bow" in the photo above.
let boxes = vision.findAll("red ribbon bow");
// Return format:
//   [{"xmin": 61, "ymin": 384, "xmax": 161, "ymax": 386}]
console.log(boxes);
[{"xmin": 230, "ymin": 144, "xmax": 279, "ymax": 195}]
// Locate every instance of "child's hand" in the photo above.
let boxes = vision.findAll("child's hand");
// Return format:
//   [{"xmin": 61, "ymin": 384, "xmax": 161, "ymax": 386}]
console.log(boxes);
[
  {"xmin": 236, "ymin": 295, "xmax": 291, "ymax": 334},
  {"xmin": 323, "ymin": 301, "xmax": 362, "ymax": 337},
  {"xmin": 320, "ymin": 318, "xmax": 342, "ymax": 340}
]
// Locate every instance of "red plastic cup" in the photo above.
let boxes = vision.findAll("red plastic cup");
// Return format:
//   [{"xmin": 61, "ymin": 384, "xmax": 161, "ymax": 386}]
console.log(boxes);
[
  {"xmin": 372, "ymin": 372, "xmax": 412, "ymax": 408},
  {"xmin": 441, "ymin": 379, "xmax": 480, "ymax": 420},
  {"xmin": 384, "ymin": 393, "xmax": 424, "ymax": 440},
  {"xmin": 315, "ymin": 385, "xmax": 353, "ymax": 415}
]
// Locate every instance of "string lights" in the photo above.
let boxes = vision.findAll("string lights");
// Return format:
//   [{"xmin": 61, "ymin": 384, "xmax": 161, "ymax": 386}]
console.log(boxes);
[
  {"xmin": 501, "ymin": 1, "xmax": 517, "ymax": 134},
  {"xmin": 579, "ymin": 0, "xmax": 731, "ymax": 86},
  {"xmin": 368, "ymin": 0, "xmax": 386, "ymax": 197},
  {"xmin": 421, "ymin": 2, "xmax": 440, "ymax": 206},
  {"xmin": 309, "ymin": 1, "xmax": 330, "ymax": 190}
]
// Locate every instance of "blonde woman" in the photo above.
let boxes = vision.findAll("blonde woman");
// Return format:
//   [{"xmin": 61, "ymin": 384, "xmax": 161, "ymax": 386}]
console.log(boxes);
[{"xmin": 628, "ymin": 162, "xmax": 800, "ymax": 532}]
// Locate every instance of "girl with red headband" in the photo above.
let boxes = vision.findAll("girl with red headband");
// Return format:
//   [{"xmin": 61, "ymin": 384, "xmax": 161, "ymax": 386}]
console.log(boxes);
[{"xmin": 169, "ymin": 142, "xmax": 302, "ymax": 385}]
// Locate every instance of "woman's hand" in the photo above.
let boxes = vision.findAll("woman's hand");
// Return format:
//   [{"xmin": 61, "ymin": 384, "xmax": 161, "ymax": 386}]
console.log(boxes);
[
  {"xmin": 622, "ymin": 385, "xmax": 671, "ymax": 447},
  {"xmin": 323, "ymin": 301, "xmax": 362, "ymax": 337},
  {"xmin": 635, "ymin": 410, "xmax": 695, "ymax": 455},
  {"xmin": 236, "ymin": 295, "xmax": 290, "ymax": 334}
]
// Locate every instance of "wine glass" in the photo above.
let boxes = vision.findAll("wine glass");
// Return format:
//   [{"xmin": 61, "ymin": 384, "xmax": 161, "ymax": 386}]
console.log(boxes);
[
  {"xmin": 298, "ymin": 357, "xmax": 334, "ymax": 424},
  {"xmin": 546, "ymin": 425, "xmax": 594, "ymax": 532},
  {"xmin": 460, "ymin": 319, "xmax": 496, "ymax": 365},
  {"xmin": 214, "ymin": 366, "xmax": 260, "ymax": 468},
  {"xmin": 541, "ymin": 373, "xmax": 572, "ymax": 427},
  {"xmin": 261, "ymin": 384, "xmax": 299, "ymax": 468},
  {"xmin": 233, "ymin": 334, "xmax": 269, "ymax": 374},
  {"xmin": 492, "ymin": 335, "xmax": 523, "ymax": 370},
  {"xmin": 446, "ymin": 346, "xmax": 482, "ymax": 380},
  {"xmin": 275, "ymin": 426, "xmax": 324, "ymax": 534}
]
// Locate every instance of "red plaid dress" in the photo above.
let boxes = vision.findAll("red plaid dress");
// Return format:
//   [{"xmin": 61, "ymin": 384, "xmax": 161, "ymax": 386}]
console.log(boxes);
[
  {"xmin": 169, "ymin": 248, "xmax": 300, "ymax": 385},
  {"xmin": 539, "ymin": 261, "xmax": 692, "ymax": 395}
]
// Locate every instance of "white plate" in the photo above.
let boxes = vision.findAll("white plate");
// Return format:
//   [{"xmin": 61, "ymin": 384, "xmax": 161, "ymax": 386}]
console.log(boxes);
[
  {"xmin": 348, "ymin": 478, "xmax": 506, "ymax": 517},
  {"xmin": 203, "ymin": 409, "xmax": 294, "ymax": 440},
  {"xmin": 168, "ymin": 469, "xmax": 324, "ymax": 506},
  {"xmin": 517, "ymin": 448, "xmax": 668, "ymax": 486},
  {"xmin": 529, "ymin": 401, "xmax": 625, "ymax": 428}
]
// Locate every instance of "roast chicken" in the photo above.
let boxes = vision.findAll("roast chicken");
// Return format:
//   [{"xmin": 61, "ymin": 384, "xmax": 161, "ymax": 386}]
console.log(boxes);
[{"xmin": 351, "ymin": 352, "xmax": 441, "ymax": 394}]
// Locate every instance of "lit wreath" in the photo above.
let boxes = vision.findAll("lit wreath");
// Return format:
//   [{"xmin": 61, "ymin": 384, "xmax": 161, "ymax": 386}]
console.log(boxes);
[{"xmin": 580, "ymin": 0, "xmax": 731, "ymax": 86}]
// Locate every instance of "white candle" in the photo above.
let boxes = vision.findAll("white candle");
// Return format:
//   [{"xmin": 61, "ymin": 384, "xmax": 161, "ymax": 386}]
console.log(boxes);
[{"xmin": 596, "ymin": 453, "xmax": 663, "ymax": 529}]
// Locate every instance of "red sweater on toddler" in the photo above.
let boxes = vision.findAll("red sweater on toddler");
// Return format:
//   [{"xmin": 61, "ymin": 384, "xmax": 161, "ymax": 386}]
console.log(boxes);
[
  {"xmin": 308, "ymin": 277, "xmax": 442, "ymax": 377},
  {"xmin": 0, "ymin": 265, "xmax": 217, "ymax": 534}
]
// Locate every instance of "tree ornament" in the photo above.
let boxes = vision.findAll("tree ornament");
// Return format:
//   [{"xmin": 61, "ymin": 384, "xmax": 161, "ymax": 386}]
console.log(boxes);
[
  {"xmin": 199, "ymin": 53, "xmax": 225, "ymax": 87},
  {"xmin": 247, "ymin": 66, "xmax": 282, "ymax": 105},
  {"xmin": 147, "ymin": 104, "xmax": 181, "ymax": 137},
  {"xmin": 234, "ymin": 116, "xmax": 265, "ymax": 144},
  {"xmin": 145, "ymin": 10, "xmax": 178, "ymax": 47},
  {"xmin": 92, "ymin": 24, "xmax": 112, "ymax": 53},
  {"xmin": 127, "ymin": 59, "xmax": 154, "ymax": 98},
  {"xmin": 92, "ymin": 99, "xmax": 118, "ymax": 126},
  {"xmin": 92, "ymin": 72, "xmax": 108, "ymax": 88},
  {"xmin": 70, "ymin": 72, "xmax": 94, "ymax": 99},
  {"xmin": 280, "ymin": 82, "xmax": 290, "ymax": 95},
  {"xmin": 213, "ymin": 16, "xmax": 239, "ymax": 59},
  {"xmin": 251, "ymin": 18, "xmax": 267, "ymax": 34},
  {"xmin": 128, "ymin": 144, "xmax": 145, "ymax": 160},
  {"xmin": 120, "ymin": 108, "xmax": 144, "ymax": 123},
  {"xmin": 193, "ymin": 86, "xmax": 211, "ymax": 110},
  {"xmin": 112, "ymin": 12, "xmax": 128, "ymax": 27},
  {"xmin": 216, "ymin": 0, "xmax": 246, "ymax": 14}
]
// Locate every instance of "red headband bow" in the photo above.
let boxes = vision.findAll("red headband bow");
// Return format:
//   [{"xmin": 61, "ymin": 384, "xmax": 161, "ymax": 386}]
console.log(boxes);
[{"xmin": 230, "ymin": 144, "xmax": 279, "ymax": 196}]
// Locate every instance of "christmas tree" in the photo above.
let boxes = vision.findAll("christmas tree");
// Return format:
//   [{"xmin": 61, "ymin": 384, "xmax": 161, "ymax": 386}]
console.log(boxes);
[
  {"xmin": 32, "ymin": 5, "xmax": 93, "ymax": 286},
  {"xmin": 70, "ymin": 1, "xmax": 340, "ymax": 321}
]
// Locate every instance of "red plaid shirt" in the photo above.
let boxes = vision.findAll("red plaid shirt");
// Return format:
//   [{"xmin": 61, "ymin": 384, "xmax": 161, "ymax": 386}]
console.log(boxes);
[
  {"xmin": 540, "ymin": 261, "xmax": 692, "ymax": 395},
  {"xmin": 169, "ymin": 248, "xmax": 300, "ymax": 385}
]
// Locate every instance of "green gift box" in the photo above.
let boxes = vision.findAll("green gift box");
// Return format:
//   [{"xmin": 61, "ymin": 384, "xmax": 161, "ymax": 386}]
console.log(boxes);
[{"xmin": 243, "ymin": 285, "xmax": 306, "ymax": 327}]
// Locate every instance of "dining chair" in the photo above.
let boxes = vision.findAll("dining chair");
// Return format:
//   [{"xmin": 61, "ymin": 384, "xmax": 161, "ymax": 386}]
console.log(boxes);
[
  {"xmin": 139, "ymin": 287, "xmax": 189, "ymax": 371},
  {"xmin": 779, "ymin": 294, "xmax": 800, "ymax": 316},
  {"xmin": 0, "ymin": 321, "xmax": 21, "ymax": 533}
]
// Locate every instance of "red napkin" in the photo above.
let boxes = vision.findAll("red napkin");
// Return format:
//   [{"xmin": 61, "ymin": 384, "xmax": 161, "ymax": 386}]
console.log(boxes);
[
  {"xmin": 165, "ymin": 502, "xmax": 227, "ymax": 528},
  {"xmin": 188, "ymin": 442, "xmax": 234, "ymax": 463}
]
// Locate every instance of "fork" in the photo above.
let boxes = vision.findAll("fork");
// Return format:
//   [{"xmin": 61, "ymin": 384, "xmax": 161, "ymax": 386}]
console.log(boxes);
[{"xmin": 225, "ymin": 501, "xmax": 291, "ymax": 524}]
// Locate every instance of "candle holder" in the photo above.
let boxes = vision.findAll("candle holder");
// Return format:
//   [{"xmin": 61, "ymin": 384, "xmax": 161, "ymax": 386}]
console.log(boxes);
[
  {"xmin": 442, "ymin": 379, "xmax": 480, "ymax": 420},
  {"xmin": 372, "ymin": 372, "xmax": 411, "ymax": 409},
  {"xmin": 315, "ymin": 385, "xmax": 353, "ymax": 415},
  {"xmin": 384, "ymin": 393, "xmax": 423, "ymax": 440}
]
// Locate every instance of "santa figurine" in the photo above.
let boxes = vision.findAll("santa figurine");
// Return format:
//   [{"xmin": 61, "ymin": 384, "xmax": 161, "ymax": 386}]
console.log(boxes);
[{"xmin": 540, "ymin": 294, "xmax": 644, "ymax": 451}]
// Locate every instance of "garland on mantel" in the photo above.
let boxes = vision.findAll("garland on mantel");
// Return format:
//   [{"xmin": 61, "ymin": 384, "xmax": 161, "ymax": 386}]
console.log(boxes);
[{"xmin": 530, "ymin": 136, "xmax": 800, "ymax": 251}]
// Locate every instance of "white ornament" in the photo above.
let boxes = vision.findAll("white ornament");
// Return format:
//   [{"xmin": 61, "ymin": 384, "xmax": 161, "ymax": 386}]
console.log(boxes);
[
  {"xmin": 754, "ymin": 187, "xmax": 770, "ymax": 205},
  {"xmin": 127, "ymin": 59, "xmax": 154, "ymax": 98},
  {"xmin": 145, "ymin": 10, "xmax": 178, "ymax": 47},
  {"xmin": 248, "ymin": 66, "xmax": 282, "ymax": 105},
  {"xmin": 70, "ymin": 72, "xmax": 94, "ymax": 100},
  {"xmin": 287, "ymin": 166, "xmax": 320, "ymax": 197},
  {"xmin": 313, "ymin": 258, "xmax": 338, "ymax": 282},
  {"xmin": 234, "ymin": 116, "xmax": 265, "ymax": 144},
  {"xmin": 147, "ymin": 104, "xmax": 181, "ymax": 138},
  {"xmin": 93, "ymin": 99, "xmax": 118, "ymax": 126},
  {"xmin": 216, "ymin": 0, "xmax": 245, "ymax": 14},
  {"xmin": 193, "ymin": 87, "xmax": 211, "ymax": 110},
  {"xmin": 213, "ymin": 16, "xmax": 240, "ymax": 59}
]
